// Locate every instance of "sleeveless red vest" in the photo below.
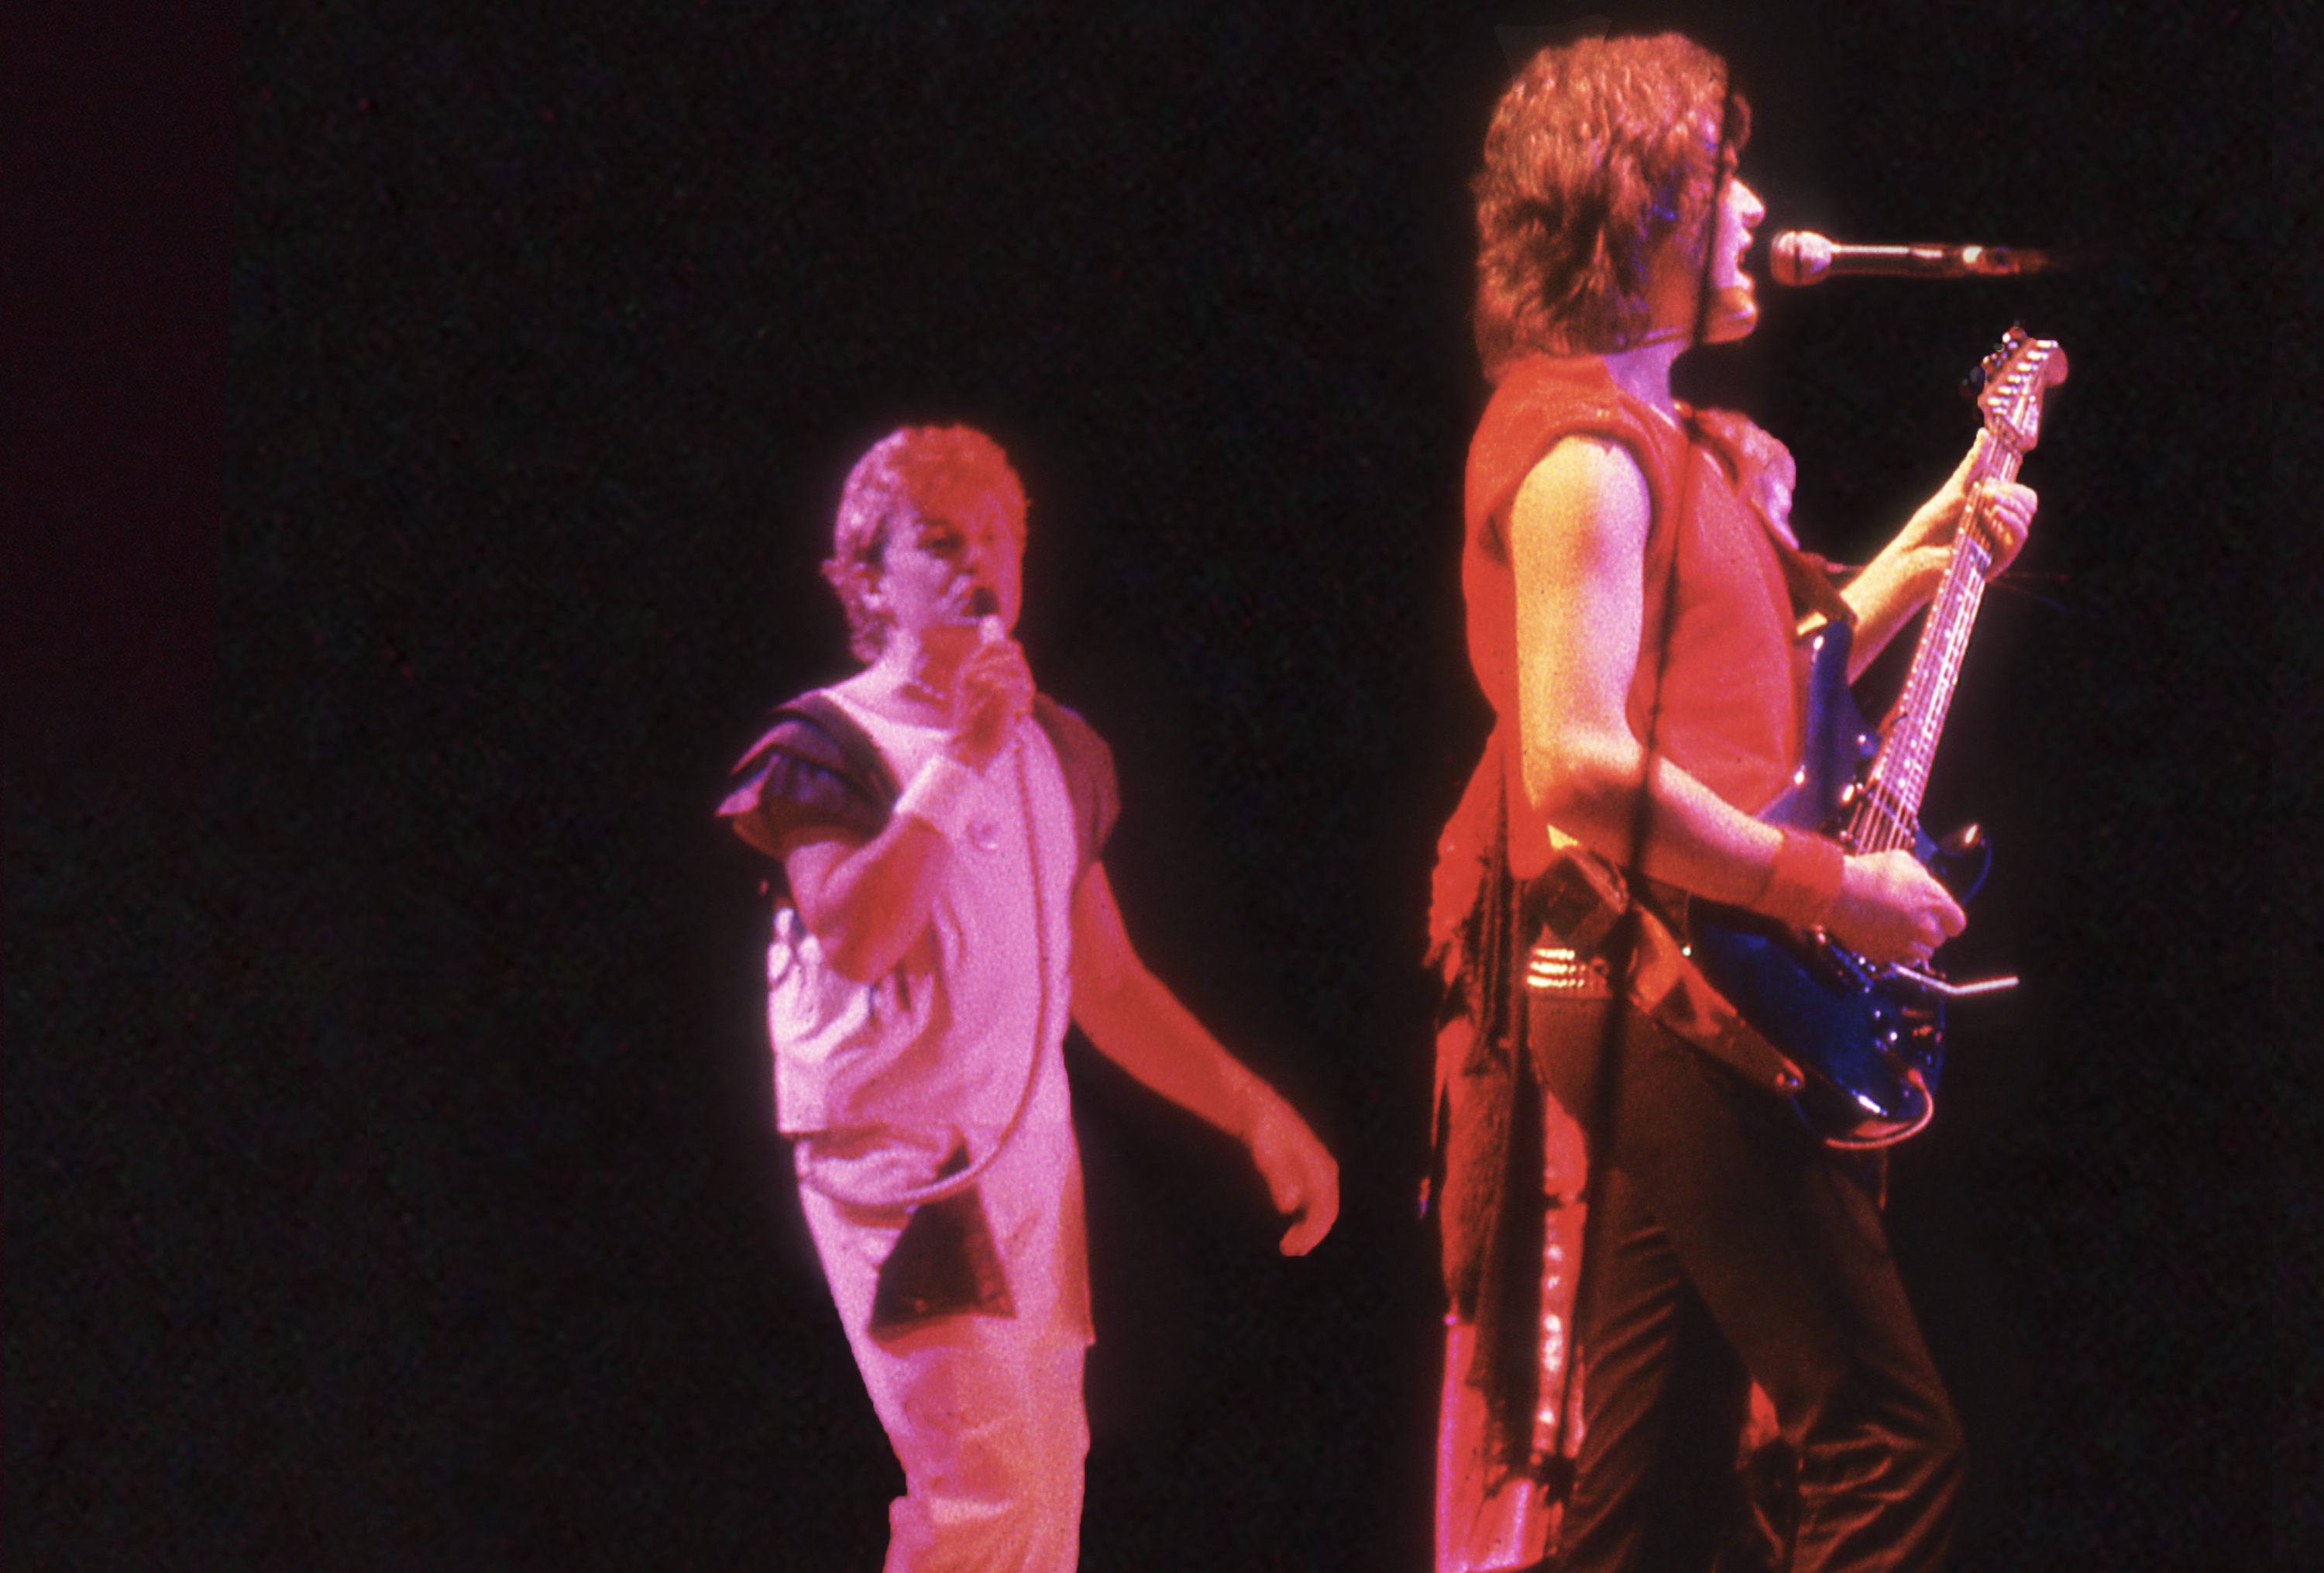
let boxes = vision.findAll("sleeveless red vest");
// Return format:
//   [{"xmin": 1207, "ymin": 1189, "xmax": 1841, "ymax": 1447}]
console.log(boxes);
[{"xmin": 1459, "ymin": 355, "xmax": 1837, "ymax": 878}]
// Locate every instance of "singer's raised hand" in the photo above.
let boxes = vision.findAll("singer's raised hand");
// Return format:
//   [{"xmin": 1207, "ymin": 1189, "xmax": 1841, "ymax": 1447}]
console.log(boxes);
[{"xmin": 945, "ymin": 619, "xmax": 1034, "ymax": 770}]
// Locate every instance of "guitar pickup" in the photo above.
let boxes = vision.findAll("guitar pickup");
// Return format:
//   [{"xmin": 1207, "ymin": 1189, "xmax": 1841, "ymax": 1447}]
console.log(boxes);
[{"xmin": 1882, "ymin": 966, "xmax": 2021, "ymax": 1000}]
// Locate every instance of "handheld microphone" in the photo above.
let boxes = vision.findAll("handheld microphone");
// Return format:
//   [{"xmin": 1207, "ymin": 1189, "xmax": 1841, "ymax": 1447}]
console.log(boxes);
[
  {"xmin": 1769, "ymin": 231, "xmax": 2051, "ymax": 286},
  {"xmin": 963, "ymin": 589, "xmax": 1006, "ymax": 647}
]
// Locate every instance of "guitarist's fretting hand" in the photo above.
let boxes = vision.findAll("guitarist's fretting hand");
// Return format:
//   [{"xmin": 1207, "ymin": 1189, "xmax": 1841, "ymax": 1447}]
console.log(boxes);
[
  {"xmin": 1897, "ymin": 432, "xmax": 2037, "ymax": 581},
  {"xmin": 1965, "ymin": 477, "xmax": 2037, "ymax": 574},
  {"xmin": 1832, "ymin": 433, "xmax": 2040, "ymax": 686},
  {"xmin": 1827, "ymin": 848, "xmax": 1965, "ymax": 966}
]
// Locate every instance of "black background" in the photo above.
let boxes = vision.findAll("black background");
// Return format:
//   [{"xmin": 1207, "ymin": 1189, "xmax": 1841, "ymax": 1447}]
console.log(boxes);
[{"xmin": 8, "ymin": 2, "xmax": 2290, "ymax": 1570}]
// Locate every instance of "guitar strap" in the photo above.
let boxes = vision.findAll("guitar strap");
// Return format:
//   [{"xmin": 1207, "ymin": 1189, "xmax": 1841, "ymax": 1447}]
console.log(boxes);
[{"xmin": 1530, "ymin": 848, "xmax": 1803, "ymax": 1100}]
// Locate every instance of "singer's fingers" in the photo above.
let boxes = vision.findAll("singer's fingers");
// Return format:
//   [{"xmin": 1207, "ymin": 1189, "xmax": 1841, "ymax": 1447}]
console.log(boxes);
[
  {"xmin": 1248, "ymin": 1101, "xmax": 1339, "ymax": 1256},
  {"xmin": 1273, "ymin": 1155, "xmax": 1339, "ymax": 1256},
  {"xmin": 1281, "ymin": 1200, "xmax": 1333, "ymax": 1257},
  {"xmin": 961, "ymin": 656, "xmax": 1035, "ymax": 729},
  {"xmin": 971, "ymin": 642, "xmax": 1035, "ymax": 700},
  {"xmin": 958, "ymin": 629, "xmax": 1028, "ymax": 675}
]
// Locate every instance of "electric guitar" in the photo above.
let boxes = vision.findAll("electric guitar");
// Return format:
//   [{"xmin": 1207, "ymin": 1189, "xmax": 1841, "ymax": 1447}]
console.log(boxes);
[{"xmin": 1689, "ymin": 327, "xmax": 2068, "ymax": 1148}]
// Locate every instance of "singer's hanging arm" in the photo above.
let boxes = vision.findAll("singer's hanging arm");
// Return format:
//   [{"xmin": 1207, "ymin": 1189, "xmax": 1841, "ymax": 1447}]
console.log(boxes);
[
  {"xmin": 1068, "ymin": 863, "xmax": 1341, "ymax": 1255},
  {"xmin": 780, "ymin": 822, "xmax": 947, "ymax": 986}
]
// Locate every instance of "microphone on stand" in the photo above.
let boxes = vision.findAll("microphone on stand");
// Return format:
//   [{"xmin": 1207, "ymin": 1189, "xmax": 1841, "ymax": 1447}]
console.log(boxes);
[{"xmin": 1769, "ymin": 231, "xmax": 2055, "ymax": 286}]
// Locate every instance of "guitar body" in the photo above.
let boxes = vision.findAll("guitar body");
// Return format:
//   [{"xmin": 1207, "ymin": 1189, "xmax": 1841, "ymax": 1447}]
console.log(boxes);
[
  {"xmin": 1689, "ymin": 623, "xmax": 1961, "ymax": 1148},
  {"xmin": 1685, "ymin": 327, "xmax": 2061, "ymax": 1148}
]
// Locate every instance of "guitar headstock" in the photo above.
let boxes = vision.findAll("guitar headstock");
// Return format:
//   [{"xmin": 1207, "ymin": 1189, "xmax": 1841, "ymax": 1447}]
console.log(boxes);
[{"xmin": 1974, "ymin": 325, "xmax": 2068, "ymax": 452}]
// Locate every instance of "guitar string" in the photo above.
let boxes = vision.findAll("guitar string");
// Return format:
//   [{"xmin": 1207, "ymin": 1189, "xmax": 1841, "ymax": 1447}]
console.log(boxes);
[{"xmin": 1861, "ymin": 411, "xmax": 2030, "ymax": 852}]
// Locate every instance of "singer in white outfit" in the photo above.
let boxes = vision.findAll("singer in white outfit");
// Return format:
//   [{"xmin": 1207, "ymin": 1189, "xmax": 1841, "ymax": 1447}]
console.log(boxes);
[{"xmin": 720, "ymin": 425, "xmax": 1339, "ymax": 1572}]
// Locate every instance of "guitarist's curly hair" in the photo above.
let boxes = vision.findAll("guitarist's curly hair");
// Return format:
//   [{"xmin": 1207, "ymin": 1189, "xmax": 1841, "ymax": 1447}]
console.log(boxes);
[{"xmin": 1473, "ymin": 33, "xmax": 1748, "ymax": 381}]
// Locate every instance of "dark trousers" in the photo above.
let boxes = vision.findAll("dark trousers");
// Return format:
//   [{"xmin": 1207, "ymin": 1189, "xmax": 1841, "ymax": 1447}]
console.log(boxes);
[{"xmin": 1532, "ymin": 996, "xmax": 1963, "ymax": 1573}]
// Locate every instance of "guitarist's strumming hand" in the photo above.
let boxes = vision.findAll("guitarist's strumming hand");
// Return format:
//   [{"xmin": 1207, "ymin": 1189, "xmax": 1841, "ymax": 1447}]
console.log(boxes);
[{"xmin": 1827, "ymin": 849, "xmax": 1965, "ymax": 967}]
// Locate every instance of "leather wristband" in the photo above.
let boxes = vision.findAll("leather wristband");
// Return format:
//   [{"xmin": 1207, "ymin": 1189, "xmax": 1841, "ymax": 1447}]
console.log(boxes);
[
  {"xmin": 894, "ymin": 752, "xmax": 982, "ymax": 842},
  {"xmin": 1759, "ymin": 828, "xmax": 1845, "ymax": 929}
]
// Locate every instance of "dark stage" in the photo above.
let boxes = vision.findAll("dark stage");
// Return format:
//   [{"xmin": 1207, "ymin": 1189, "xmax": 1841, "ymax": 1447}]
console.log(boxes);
[{"xmin": 7, "ymin": 3, "xmax": 2288, "ymax": 1569}]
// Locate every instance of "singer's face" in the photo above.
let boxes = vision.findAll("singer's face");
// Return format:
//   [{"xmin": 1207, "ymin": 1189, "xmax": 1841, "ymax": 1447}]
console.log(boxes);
[{"xmin": 868, "ymin": 494, "xmax": 1025, "ymax": 647}]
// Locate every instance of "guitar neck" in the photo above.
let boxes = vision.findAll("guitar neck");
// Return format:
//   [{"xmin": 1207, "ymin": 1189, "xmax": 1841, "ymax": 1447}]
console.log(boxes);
[{"xmin": 1851, "ymin": 437, "xmax": 2024, "ymax": 853}]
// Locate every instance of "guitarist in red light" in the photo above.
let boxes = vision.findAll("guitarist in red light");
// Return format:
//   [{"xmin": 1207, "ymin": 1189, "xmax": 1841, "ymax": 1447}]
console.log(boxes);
[{"xmin": 1428, "ymin": 33, "xmax": 2037, "ymax": 1573}]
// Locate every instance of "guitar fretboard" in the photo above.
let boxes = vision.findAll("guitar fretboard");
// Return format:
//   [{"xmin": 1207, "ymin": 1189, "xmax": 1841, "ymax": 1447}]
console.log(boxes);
[{"xmin": 1849, "ymin": 435, "xmax": 2028, "ymax": 855}]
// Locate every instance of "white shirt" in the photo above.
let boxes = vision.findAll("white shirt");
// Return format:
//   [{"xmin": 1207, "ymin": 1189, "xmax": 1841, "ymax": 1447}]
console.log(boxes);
[{"xmin": 765, "ymin": 694, "xmax": 1081, "ymax": 1197}]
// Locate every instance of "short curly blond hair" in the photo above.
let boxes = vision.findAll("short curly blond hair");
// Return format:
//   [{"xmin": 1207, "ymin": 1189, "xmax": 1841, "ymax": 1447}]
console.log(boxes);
[
  {"xmin": 820, "ymin": 425, "xmax": 1028, "ymax": 661},
  {"xmin": 1473, "ymin": 33, "xmax": 1748, "ymax": 380}
]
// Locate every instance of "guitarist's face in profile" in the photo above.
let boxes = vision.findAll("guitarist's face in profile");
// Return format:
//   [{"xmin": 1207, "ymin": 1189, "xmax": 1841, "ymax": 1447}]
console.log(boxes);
[
  {"xmin": 1646, "ymin": 155, "xmax": 1766, "ymax": 348},
  {"xmin": 1698, "ymin": 168, "xmax": 1767, "ymax": 346},
  {"xmin": 1705, "ymin": 173, "xmax": 1766, "ymax": 343}
]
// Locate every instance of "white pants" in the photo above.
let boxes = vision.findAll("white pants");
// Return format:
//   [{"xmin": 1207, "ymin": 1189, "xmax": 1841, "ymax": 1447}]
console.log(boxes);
[{"xmin": 798, "ymin": 1112, "xmax": 1091, "ymax": 1573}]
